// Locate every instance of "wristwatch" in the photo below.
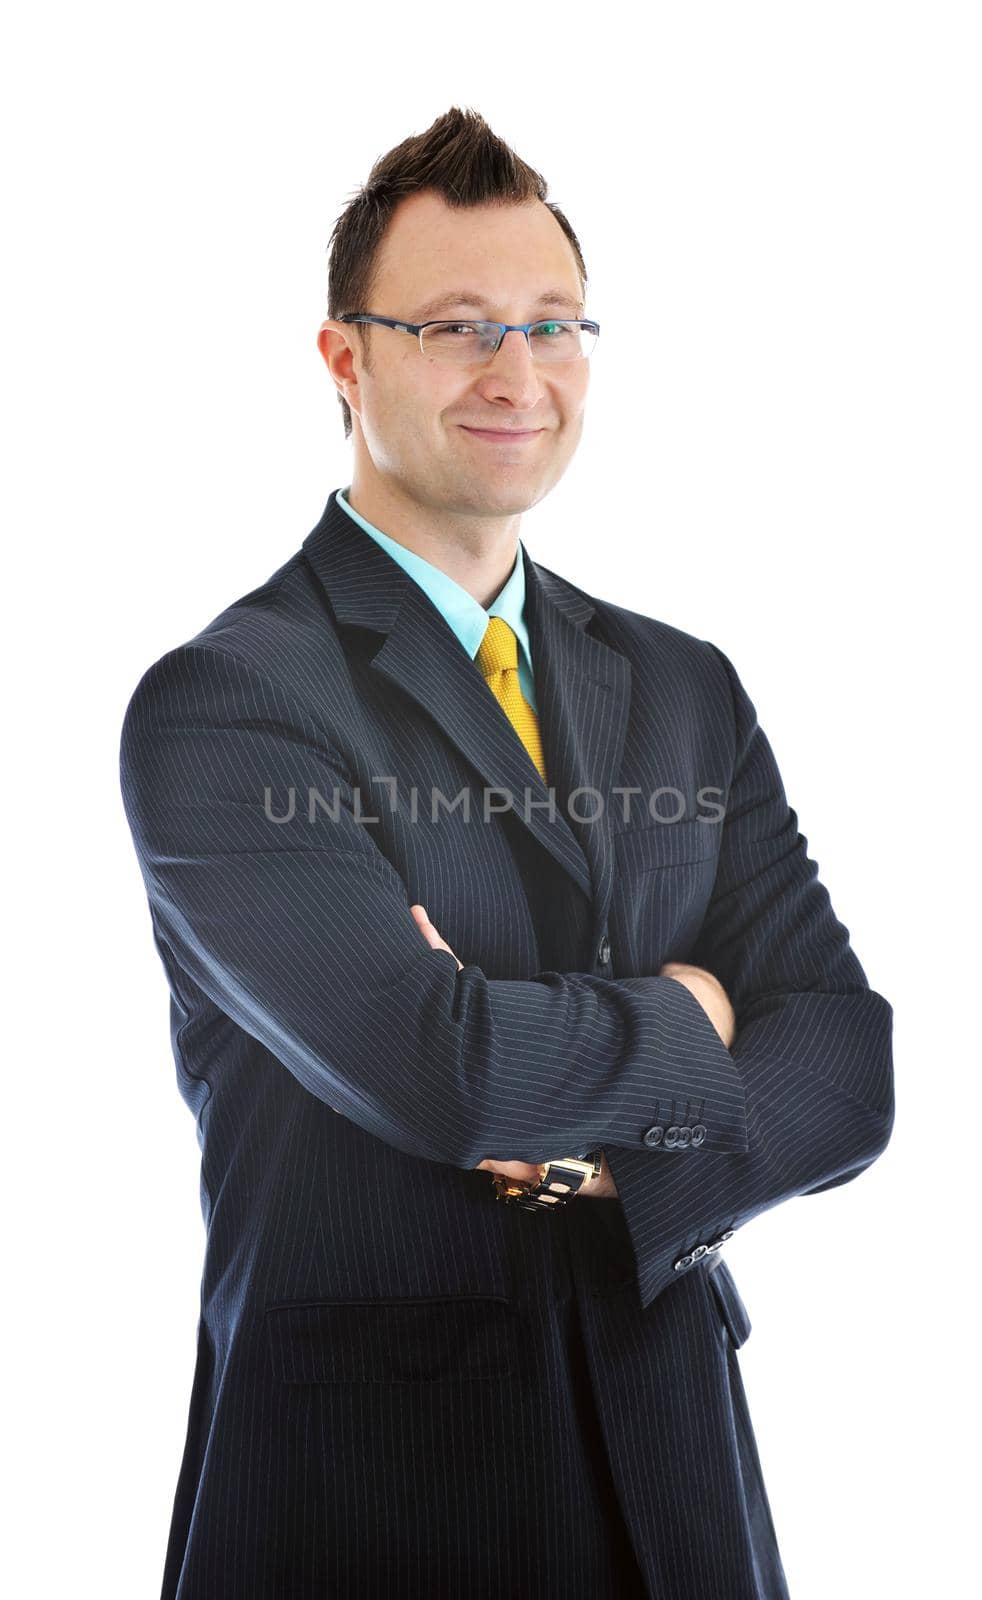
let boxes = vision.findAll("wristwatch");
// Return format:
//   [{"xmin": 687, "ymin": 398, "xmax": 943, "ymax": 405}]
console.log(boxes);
[{"xmin": 490, "ymin": 1150, "xmax": 603, "ymax": 1210}]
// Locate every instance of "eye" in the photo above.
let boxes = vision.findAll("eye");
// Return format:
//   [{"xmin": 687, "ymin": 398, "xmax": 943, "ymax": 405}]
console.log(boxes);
[{"xmin": 531, "ymin": 321, "xmax": 579, "ymax": 341}]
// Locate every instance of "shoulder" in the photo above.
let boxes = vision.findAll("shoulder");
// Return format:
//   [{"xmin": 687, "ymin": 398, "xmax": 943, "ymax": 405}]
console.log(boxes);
[
  {"xmin": 531, "ymin": 557, "xmax": 736, "ymax": 704},
  {"xmin": 121, "ymin": 543, "xmax": 345, "ymax": 727}
]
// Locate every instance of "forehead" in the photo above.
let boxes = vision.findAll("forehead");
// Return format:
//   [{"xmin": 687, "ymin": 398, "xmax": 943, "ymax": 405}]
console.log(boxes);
[{"xmin": 371, "ymin": 190, "xmax": 583, "ymax": 315}]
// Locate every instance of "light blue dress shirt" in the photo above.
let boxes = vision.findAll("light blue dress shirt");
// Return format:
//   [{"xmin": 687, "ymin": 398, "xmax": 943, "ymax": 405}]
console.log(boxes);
[{"xmin": 336, "ymin": 486, "xmax": 539, "ymax": 714}]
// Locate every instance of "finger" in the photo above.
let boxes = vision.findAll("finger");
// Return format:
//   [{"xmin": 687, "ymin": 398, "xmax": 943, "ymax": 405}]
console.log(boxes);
[
  {"xmin": 476, "ymin": 1161, "xmax": 543, "ymax": 1182},
  {"xmin": 412, "ymin": 908, "xmax": 467, "ymax": 966},
  {"xmin": 410, "ymin": 904, "xmax": 464, "ymax": 972},
  {"xmin": 410, "ymin": 904, "xmax": 443, "ymax": 949}
]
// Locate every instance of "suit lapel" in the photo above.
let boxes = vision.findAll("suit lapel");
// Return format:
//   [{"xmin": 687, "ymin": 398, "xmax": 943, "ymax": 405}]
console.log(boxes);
[
  {"xmin": 302, "ymin": 490, "xmax": 632, "ymax": 914},
  {"xmin": 524, "ymin": 546, "xmax": 632, "ymax": 934}
]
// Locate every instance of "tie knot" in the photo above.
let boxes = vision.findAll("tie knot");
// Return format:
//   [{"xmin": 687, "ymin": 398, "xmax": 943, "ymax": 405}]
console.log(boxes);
[{"xmin": 476, "ymin": 615, "xmax": 519, "ymax": 679}]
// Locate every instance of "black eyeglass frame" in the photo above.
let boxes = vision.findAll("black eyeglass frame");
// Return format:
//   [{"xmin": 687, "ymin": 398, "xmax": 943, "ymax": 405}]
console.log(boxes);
[{"xmin": 337, "ymin": 312, "xmax": 600, "ymax": 360}]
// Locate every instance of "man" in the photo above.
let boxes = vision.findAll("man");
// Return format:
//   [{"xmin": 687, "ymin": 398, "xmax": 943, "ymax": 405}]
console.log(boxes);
[{"xmin": 120, "ymin": 108, "xmax": 894, "ymax": 1598}]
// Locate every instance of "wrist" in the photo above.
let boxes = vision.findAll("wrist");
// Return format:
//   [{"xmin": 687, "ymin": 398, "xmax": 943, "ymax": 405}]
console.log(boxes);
[
  {"xmin": 580, "ymin": 1151, "xmax": 616, "ymax": 1199},
  {"xmin": 491, "ymin": 1150, "xmax": 601, "ymax": 1209}
]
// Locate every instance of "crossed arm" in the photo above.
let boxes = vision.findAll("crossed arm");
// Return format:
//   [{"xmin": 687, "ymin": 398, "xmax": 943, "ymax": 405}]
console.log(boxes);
[
  {"xmin": 409, "ymin": 902, "xmax": 738, "ymax": 1200},
  {"xmin": 121, "ymin": 639, "xmax": 893, "ymax": 1309}
]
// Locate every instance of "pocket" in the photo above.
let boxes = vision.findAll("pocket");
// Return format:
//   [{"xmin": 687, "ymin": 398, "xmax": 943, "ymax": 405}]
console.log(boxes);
[
  {"xmin": 703, "ymin": 1256, "xmax": 752, "ymax": 1349},
  {"xmin": 613, "ymin": 817, "xmax": 721, "ymax": 954},
  {"xmin": 264, "ymin": 1293, "xmax": 520, "ymax": 1384},
  {"xmin": 614, "ymin": 816, "xmax": 722, "ymax": 875}
]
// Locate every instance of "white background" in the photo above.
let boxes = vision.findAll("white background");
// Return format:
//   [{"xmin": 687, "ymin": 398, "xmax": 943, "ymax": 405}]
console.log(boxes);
[{"xmin": 3, "ymin": 3, "xmax": 978, "ymax": 1594}]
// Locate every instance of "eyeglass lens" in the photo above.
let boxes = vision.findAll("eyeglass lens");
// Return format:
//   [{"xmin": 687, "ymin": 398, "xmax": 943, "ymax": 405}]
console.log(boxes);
[{"xmin": 420, "ymin": 321, "xmax": 596, "ymax": 363}]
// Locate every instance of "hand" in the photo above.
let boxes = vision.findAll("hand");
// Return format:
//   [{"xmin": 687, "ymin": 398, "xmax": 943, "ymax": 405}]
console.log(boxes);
[
  {"xmin": 474, "ymin": 1155, "xmax": 545, "ymax": 1185},
  {"xmin": 475, "ymin": 1151, "xmax": 620, "ymax": 1200},
  {"xmin": 410, "ymin": 903, "xmax": 463, "ymax": 970},
  {"xmin": 659, "ymin": 960, "xmax": 736, "ymax": 1049}
]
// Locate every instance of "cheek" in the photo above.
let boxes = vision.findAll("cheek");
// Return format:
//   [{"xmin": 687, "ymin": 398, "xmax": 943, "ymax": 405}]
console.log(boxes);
[
  {"xmin": 382, "ymin": 353, "xmax": 447, "ymax": 415},
  {"xmin": 555, "ymin": 410, "xmax": 586, "ymax": 452},
  {"xmin": 372, "ymin": 384, "xmax": 431, "ymax": 454},
  {"xmin": 408, "ymin": 371, "xmax": 468, "ymax": 433},
  {"xmin": 553, "ymin": 376, "xmax": 588, "ymax": 426}
]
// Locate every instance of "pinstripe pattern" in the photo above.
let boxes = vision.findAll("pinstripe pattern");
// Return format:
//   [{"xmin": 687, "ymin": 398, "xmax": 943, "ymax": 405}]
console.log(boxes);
[
  {"xmin": 120, "ymin": 487, "xmax": 894, "ymax": 1597},
  {"xmin": 335, "ymin": 486, "xmax": 540, "ymax": 714}
]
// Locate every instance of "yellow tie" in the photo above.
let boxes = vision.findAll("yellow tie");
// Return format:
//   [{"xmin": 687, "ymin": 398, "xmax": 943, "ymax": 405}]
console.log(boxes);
[{"xmin": 475, "ymin": 616, "xmax": 548, "ymax": 784}]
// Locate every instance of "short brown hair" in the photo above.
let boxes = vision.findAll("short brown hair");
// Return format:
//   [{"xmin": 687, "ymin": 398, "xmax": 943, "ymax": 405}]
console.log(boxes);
[{"xmin": 324, "ymin": 106, "xmax": 589, "ymax": 440}]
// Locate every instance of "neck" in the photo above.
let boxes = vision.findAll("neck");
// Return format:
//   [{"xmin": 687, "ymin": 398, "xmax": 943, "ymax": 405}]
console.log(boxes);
[{"xmin": 344, "ymin": 467, "xmax": 523, "ymax": 609}]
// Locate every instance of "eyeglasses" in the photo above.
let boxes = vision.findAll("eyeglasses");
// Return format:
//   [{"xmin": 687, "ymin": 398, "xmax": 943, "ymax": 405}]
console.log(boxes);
[{"xmin": 337, "ymin": 312, "xmax": 599, "ymax": 365}]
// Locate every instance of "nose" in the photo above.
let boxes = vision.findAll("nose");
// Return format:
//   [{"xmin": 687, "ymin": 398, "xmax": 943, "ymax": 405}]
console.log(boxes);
[{"xmin": 476, "ymin": 328, "xmax": 544, "ymax": 409}]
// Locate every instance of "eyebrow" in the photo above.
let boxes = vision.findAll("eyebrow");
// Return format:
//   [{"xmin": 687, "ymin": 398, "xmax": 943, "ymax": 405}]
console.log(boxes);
[{"xmin": 410, "ymin": 289, "xmax": 584, "ymax": 321}]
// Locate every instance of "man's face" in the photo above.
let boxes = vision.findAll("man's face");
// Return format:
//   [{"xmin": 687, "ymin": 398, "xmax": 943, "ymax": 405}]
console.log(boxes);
[{"xmin": 321, "ymin": 191, "xmax": 591, "ymax": 519}]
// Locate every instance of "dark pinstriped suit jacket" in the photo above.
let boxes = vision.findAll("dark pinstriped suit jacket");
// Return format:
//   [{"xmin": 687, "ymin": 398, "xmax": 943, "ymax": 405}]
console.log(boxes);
[{"xmin": 119, "ymin": 488, "xmax": 894, "ymax": 1598}]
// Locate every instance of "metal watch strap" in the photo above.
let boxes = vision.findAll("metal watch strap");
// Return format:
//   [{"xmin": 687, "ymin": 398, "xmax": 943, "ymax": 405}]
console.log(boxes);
[{"xmin": 491, "ymin": 1150, "xmax": 603, "ymax": 1210}]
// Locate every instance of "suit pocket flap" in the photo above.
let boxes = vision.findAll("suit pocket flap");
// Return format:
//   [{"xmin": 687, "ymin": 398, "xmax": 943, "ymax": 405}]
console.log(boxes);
[
  {"xmin": 265, "ymin": 1294, "xmax": 519, "ymax": 1383},
  {"xmin": 614, "ymin": 816, "xmax": 722, "ymax": 873},
  {"xmin": 705, "ymin": 1257, "xmax": 752, "ymax": 1348}
]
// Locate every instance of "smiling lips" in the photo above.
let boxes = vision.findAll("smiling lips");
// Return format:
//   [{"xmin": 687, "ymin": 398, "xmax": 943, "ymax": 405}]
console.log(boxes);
[{"xmin": 460, "ymin": 426, "xmax": 545, "ymax": 442}]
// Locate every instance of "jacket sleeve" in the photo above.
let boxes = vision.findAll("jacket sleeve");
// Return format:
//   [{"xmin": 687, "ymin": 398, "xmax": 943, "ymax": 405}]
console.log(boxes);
[
  {"xmin": 119, "ymin": 640, "xmax": 743, "ymax": 1169},
  {"xmin": 604, "ymin": 643, "xmax": 895, "ymax": 1309}
]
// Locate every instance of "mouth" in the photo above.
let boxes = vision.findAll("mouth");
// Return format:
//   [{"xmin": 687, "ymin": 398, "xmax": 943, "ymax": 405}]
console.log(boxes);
[{"xmin": 459, "ymin": 426, "xmax": 545, "ymax": 443}]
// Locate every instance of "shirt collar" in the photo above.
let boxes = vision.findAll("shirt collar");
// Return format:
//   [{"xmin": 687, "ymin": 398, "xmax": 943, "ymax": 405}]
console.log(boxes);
[{"xmin": 336, "ymin": 486, "xmax": 533, "ymax": 672}]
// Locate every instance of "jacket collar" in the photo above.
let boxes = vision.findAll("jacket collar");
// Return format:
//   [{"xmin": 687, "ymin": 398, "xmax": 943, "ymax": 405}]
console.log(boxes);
[
  {"xmin": 302, "ymin": 488, "xmax": 632, "ymax": 916},
  {"xmin": 334, "ymin": 486, "xmax": 535, "ymax": 677}
]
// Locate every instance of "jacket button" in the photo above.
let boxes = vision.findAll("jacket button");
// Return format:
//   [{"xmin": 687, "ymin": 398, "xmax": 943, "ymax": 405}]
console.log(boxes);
[
  {"xmin": 664, "ymin": 1125, "xmax": 680, "ymax": 1148},
  {"xmin": 706, "ymin": 1229, "xmax": 735, "ymax": 1252},
  {"xmin": 677, "ymin": 1125, "xmax": 692, "ymax": 1147},
  {"xmin": 597, "ymin": 934, "xmax": 611, "ymax": 966},
  {"xmin": 691, "ymin": 1123, "xmax": 707, "ymax": 1146},
  {"xmin": 642, "ymin": 1124, "xmax": 664, "ymax": 1147}
]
